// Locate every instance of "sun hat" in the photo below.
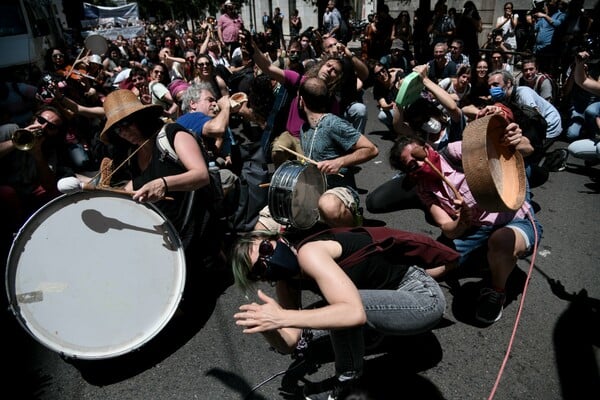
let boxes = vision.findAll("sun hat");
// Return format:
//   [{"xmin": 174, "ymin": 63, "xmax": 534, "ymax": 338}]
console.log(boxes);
[
  {"xmin": 390, "ymin": 39, "xmax": 406, "ymax": 51},
  {"xmin": 100, "ymin": 89, "xmax": 163, "ymax": 143}
]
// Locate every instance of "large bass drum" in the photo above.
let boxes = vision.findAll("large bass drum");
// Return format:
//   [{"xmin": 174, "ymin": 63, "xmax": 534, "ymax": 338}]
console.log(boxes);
[
  {"xmin": 268, "ymin": 161, "xmax": 326, "ymax": 230},
  {"xmin": 5, "ymin": 191, "xmax": 186, "ymax": 360}
]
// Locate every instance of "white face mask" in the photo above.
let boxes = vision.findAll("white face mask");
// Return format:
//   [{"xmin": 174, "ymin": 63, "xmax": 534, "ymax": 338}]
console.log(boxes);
[{"xmin": 421, "ymin": 118, "xmax": 442, "ymax": 134}]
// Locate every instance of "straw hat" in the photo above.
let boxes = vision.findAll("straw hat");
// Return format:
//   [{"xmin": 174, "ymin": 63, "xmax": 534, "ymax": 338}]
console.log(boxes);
[
  {"xmin": 462, "ymin": 114, "xmax": 526, "ymax": 212},
  {"xmin": 100, "ymin": 90, "xmax": 163, "ymax": 143}
]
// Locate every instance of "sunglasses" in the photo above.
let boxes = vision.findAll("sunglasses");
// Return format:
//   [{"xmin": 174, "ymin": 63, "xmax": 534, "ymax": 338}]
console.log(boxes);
[
  {"xmin": 52, "ymin": 53, "xmax": 64, "ymax": 58},
  {"xmin": 247, "ymin": 240, "xmax": 274, "ymax": 281},
  {"xmin": 153, "ymin": 70, "xmax": 164, "ymax": 75},
  {"xmin": 113, "ymin": 118, "xmax": 134, "ymax": 135},
  {"xmin": 36, "ymin": 115, "xmax": 59, "ymax": 130},
  {"xmin": 196, "ymin": 62, "xmax": 211, "ymax": 68}
]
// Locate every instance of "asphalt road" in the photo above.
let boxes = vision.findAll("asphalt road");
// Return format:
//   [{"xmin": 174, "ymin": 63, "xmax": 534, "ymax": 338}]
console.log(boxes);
[{"xmin": 3, "ymin": 87, "xmax": 599, "ymax": 400}]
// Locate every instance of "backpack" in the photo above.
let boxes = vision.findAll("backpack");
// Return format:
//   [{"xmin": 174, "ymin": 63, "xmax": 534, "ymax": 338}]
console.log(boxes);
[
  {"xmin": 298, "ymin": 226, "xmax": 460, "ymax": 269},
  {"xmin": 156, "ymin": 124, "xmax": 227, "ymax": 223},
  {"xmin": 503, "ymin": 92, "xmax": 548, "ymax": 159},
  {"xmin": 533, "ymin": 74, "xmax": 559, "ymax": 105}
]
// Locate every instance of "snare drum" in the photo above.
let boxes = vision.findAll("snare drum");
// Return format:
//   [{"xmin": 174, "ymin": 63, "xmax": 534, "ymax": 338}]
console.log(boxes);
[
  {"xmin": 5, "ymin": 191, "xmax": 185, "ymax": 360},
  {"xmin": 268, "ymin": 160, "xmax": 326, "ymax": 230}
]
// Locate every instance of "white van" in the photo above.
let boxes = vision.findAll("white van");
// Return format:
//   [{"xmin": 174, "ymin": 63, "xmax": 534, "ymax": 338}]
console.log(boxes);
[{"xmin": 0, "ymin": 0, "xmax": 63, "ymax": 70}]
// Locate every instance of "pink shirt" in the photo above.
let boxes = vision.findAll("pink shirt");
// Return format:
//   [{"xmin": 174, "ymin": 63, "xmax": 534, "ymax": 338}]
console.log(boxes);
[
  {"xmin": 416, "ymin": 141, "xmax": 530, "ymax": 227},
  {"xmin": 218, "ymin": 13, "xmax": 243, "ymax": 43}
]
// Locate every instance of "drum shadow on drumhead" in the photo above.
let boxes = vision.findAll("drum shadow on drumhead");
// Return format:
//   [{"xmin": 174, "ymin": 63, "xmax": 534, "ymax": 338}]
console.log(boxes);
[{"xmin": 81, "ymin": 209, "xmax": 177, "ymax": 251}]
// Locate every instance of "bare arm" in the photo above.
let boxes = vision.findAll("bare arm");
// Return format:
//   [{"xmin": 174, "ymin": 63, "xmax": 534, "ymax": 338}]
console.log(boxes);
[
  {"xmin": 574, "ymin": 52, "xmax": 600, "ymax": 96},
  {"xmin": 202, "ymin": 96, "xmax": 231, "ymax": 138},
  {"xmin": 234, "ymin": 240, "xmax": 366, "ymax": 353},
  {"xmin": 415, "ymin": 64, "xmax": 462, "ymax": 122},
  {"xmin": 317, "ymin": 134, "xmax": 379, "ymax": 175},
  {"xmin": 129, "ymin": 130, "xmax": 209, "ymax": 202}
]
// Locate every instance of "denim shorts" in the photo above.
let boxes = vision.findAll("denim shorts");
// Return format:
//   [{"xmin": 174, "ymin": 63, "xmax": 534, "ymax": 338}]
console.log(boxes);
[{"xmin": 452, "ymin": 216, "xmax": 543, "ymax": 265}]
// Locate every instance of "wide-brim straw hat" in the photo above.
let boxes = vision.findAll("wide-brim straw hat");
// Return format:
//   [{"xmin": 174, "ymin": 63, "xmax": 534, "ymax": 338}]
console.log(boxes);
[
  {"xmin": 462, "ymin": 114, "xmax": 526, "ymax": 212},
  {"xmin": 100, "ymin": 89, "xmax": 163, "ymax": 143}
]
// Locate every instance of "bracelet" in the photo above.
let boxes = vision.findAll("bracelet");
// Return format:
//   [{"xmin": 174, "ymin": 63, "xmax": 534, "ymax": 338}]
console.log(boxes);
[{"xmin": 160, "ymin": 176, "xmax": 168, "ymax": 193}]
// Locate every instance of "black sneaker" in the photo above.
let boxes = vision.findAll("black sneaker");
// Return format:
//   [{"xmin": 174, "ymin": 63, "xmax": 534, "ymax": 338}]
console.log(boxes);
[
  {"xmin": 542, "ymin": 148, "xmax": 569, "ymax": 172},
  {"xmin": 475, "ymin": 288, "xmax": 506, "ymax": 324},
  {"xmin": 303, "ymin": 372, "xmax": 362, "ymax": 400}
]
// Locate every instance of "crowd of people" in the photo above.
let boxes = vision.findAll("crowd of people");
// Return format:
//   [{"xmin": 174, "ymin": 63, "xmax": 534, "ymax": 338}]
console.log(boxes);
[{"xmin": 1, "ymin": 0, "xmax": 599, "ymax": 399}]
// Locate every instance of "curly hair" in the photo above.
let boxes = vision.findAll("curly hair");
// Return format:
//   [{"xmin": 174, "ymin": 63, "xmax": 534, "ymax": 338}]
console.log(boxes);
[{"xmin": 303, "ymin": 56, "xmax": 343, "ymax": 96}]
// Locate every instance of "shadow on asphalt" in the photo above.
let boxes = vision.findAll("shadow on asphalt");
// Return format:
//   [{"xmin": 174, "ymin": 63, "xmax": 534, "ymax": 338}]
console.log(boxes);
[
  {"xmin": 549, "ymin": 279, "xmax": 600, "ymax": 399},
  {"xmin": 249, "ymin": 331, "xmax": 448, "ymax": 400}
]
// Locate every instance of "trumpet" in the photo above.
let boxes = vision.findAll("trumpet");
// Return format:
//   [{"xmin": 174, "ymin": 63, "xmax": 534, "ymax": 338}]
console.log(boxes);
[{"xmin": 12, "ymin": 129, "xmax": 44, "ymax": 151}]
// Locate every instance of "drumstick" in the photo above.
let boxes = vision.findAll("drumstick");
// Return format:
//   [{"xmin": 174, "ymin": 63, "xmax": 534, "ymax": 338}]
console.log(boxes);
[
  {"xmin": 275, "ymin": 145, "xmax": 344, "ymax": 178},
  {"xmin": 58, "ymin": 177, "xmax": 174, "ymax": 200},
  {"xmin": 411, "ymin": 147, "xmax": 463, "ymax": 201},
  {"xmin": 258, "ymin": 183, "xmax": 270, "ymax": 188}
]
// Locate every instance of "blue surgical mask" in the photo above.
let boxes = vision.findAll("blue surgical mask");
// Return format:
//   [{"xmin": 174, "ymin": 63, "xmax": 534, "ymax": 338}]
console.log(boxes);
[{"xmin": 490, "ymin": 86, "xmax": 506, "ymax": 101}]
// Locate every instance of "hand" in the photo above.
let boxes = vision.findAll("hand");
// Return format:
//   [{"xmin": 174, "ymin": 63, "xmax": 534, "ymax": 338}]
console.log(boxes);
[
  {"xmin": 132, "ymin": 178, "xmax": 168, "ymax": 203},
  {"xmin": 234, "ymin": 290, "xmax": 284, "ymax": 333},
  {"xmin": 502, "ymin": 122, "xmax": 523, "ymax": 147},
  {"xmin": 317, "ymin": 158, "xmax": 343, "ymax": 175},
  {"xmin": 476, "ymin": 105, "xmax": 500, "ymax": 118},
  {"xmin": 412, "ymin": 64, "xmax": 428, "ymax": 80},
  {"xmin": 454, "ymin": 197, "xmax": 472, "ymax": 224}
]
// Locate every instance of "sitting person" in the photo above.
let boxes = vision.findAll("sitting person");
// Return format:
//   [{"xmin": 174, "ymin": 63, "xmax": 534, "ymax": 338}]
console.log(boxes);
[
  {"xmin": 298, "ymin": 77, "xmax": 378, "ymax": 227},
  {"xmin": 231, "ymin": 225, "xmax": 458, "ymax": 399},
  {"xmin": 388, "ymin": 131, "xmax": 542, "ymax": 324},
  {"xmin": 518, "ymin": 57, "xmax": 557, "ymax": 104},
  {"xmin": 0, "ymin": 106, "xmax": 70, "ymax": 258}
]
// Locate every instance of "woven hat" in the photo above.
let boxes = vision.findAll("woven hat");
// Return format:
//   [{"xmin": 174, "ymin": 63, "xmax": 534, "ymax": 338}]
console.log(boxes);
[
  {"xmin": 100, "ymin": 89, "xmax": 163, "ymax": 143},
  {"xmin": 462, "ymin": 114, "xmax": 526, "ymax": 212}
]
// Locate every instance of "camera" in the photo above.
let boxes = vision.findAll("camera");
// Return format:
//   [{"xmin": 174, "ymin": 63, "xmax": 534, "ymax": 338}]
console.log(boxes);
[
  {"xmin": 578, "ymin": 33, "xmax": 600, "ymax": 63},
  {"xmin": 531, "ymin": 0, "xmax": 545, "ymax": 13}
]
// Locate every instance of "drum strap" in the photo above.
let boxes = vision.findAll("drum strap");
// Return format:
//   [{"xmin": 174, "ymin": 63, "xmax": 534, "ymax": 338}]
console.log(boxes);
[
  {"xmin": 156, "ymin": 125, "xmax": 180, "ymax": 165},
  {"xmin": 297, "ymin": 226, "xmax": 460, "ymax": 269}
]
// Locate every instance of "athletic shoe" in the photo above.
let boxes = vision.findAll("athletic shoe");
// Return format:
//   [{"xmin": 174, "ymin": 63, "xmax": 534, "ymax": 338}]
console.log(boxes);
[
  {"xmin": 475, "ymin": 288, "xmax": 506, "ymax": 324},
  {"xmin": 303, "ymin": 372, "xmax": 362, "ymax": 400},
  {"xmin": 542, "ymin": 148, "xmax": 569, "ymax": 172}
]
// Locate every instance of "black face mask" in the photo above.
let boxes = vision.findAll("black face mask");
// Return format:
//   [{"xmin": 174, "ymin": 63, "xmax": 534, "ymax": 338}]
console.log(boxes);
[{"xmin": 248, "ymin": 240, "xmax": 301, "ymax": 282}]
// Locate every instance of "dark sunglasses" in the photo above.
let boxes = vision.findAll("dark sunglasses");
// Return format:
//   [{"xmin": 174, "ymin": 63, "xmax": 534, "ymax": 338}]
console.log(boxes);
[
  {"xmin": 196, "ymin": 62, "xmax": 211, "ymax": 68},
  {"xmin": 36, "ymin": 115, "xmax": 59, "ymax": 130},
  {"xmin": 247, "ymin": 240, "xmax": 274, "ymax": 281},
  {"xmin": 113, "ymin": 118, "xmax": 134, "ymax": 135},
  {"xmin": 52, "ymin": 53, "xmax": 64, "ymax": 58},
  {"xmin": 404, "ymin": 160, "xmax": 420, "ymax": 174}
]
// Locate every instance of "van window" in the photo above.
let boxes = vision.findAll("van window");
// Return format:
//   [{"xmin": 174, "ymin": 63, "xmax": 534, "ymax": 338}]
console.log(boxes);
[{"xmin": 0, "ymin": 0, "xmax": 27, "ymax": 37}]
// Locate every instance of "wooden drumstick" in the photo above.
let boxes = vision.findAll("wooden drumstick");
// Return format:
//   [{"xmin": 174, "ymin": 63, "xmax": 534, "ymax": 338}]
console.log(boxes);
[
  {"xmin": 275, "ymin": 145, "xmax": 345, "ymax": 178},
  {"xmin": 411, "ymin": 147, "xmax": 463, "ymax": 201},
  {"xmin": 58, "ymin": 178, "xmax": 174, "ymax": 200},
  {"xmin": 258, "ymin": 183, "xmax": 270, "ymax": 188},
  {"xmin": 81, "ymin": 182, "xmax": 175, "ymax": 201}
]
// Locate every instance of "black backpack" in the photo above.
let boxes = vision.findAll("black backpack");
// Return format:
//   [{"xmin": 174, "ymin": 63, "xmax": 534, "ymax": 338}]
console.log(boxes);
[{"xmin": 503, "ymin": 92, "xmax": 548, "ymax": 159}]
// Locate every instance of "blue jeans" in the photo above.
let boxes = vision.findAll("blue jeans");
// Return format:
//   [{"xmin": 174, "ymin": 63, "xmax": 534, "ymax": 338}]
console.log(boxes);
[
  {"xmin": 344, "ymin": 101, "xmax": 368, "ymax": 134},
  {"xmin": 331, "ymin": 266, "xmax": 446, "ymax": 375}
]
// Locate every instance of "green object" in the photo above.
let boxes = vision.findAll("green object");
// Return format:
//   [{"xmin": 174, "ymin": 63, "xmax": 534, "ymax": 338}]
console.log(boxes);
[{"xmin": 395, "ymin": 71, "xmax": 424, "ymax": 107}]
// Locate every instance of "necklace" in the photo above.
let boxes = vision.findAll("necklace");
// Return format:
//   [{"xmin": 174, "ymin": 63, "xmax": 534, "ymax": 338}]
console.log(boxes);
[{"xmin": 306, "ymin": 114, "xmax": 326, "ymax": 160}]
